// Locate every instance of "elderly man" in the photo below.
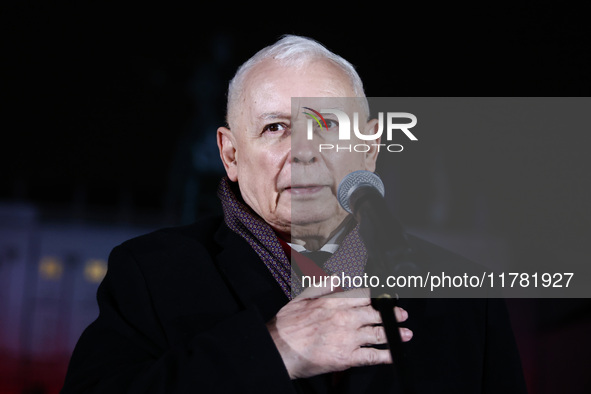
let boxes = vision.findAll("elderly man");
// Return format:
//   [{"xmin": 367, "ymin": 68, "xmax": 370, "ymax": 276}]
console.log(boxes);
[{"xmin": 62, "ymin": 35, "xmax": 526, "ymax": 393}]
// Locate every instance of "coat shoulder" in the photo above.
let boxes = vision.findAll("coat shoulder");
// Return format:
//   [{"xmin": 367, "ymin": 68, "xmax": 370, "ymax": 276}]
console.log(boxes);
[{"xmin": 114, "ymin": 215, "xmax": 227, "ymax": 261}]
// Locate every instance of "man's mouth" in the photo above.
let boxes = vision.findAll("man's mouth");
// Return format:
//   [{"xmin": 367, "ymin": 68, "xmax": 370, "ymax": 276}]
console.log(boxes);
[{"xmin": 285, "ymin": 185, "xmax": 326, "ymax": 195}]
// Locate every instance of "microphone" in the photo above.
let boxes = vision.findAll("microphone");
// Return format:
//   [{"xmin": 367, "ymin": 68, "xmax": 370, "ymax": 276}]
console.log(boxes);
[
  {"xmin": 338, "ymin": 171, "xmax": 414, "ymax": 392},
  {"xmin": 337, "ymin": 170, "xmax": 385, "ymax": 216},
  {"xmin": 337, "ymin": 170, "xmax": 411, "ymax": 279}
]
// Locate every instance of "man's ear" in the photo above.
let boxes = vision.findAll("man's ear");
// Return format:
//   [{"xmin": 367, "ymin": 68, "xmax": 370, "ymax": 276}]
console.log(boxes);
[
  {"xmin": 363, "ymin": 118, "xmax": 381, "ymax": 172},
  {"xmin": 217, "ymin": 126, "xmax": 238, "ymax": 181}
]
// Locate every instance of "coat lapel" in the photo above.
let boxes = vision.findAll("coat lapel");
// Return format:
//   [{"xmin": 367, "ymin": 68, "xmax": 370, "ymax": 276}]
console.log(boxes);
[{"xmin": 213, "ymin": 223, "xmax": 289, "ymax": 323}]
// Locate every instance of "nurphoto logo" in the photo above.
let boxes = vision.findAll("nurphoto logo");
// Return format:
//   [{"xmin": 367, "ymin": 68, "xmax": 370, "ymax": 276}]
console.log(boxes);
[{"xmin": 303, "ymin": 108, "xmax": 418, "ymax": 153}]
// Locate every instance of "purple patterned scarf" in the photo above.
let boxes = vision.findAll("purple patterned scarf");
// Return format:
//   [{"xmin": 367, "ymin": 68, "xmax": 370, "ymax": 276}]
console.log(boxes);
[{"xmin": 217, "ymin": 177, "xmax": 368, "ymax": 298}]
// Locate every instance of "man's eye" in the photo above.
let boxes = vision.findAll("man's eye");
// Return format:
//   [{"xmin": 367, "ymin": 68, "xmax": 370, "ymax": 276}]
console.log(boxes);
[
  {"xmin": 325, "ymin": 119, "xmax": 338, "ymax": 129},
  {"xmin": 263, "ymin": 123, "xmax": 286, "ymax": 133}
]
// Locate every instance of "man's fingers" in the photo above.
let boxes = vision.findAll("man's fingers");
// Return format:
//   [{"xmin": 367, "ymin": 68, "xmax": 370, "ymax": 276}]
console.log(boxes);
[
  {"xmin": 353, "ymin": 305, "xmax": 409, "ymax": 327},
  {"xmin": 358, "ymin": 325, "xmax": 413, "ymax": 346},
  {"xmin": 359, "ymin": 325, "xmax": 388, "ymax": 345},
  {"xmin": 394, "ymin": 306, "xmax": 408, "ymax": 322},
  {"xmin": 296, "ymin": 287, "xmax": 410, "ymax": 330},
  {"xmin": 351, "ymin": 347, "xmax": 392, "ymax": 366},
  {"xmin": 399, "ymin": 327, "xmax": 413, "ymax": 342}
]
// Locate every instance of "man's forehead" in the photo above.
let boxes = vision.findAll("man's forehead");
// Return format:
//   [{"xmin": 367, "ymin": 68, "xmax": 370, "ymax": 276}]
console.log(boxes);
[{"xmin": 236, "ymin": 59, "xmax": 360, "ymax": 125}]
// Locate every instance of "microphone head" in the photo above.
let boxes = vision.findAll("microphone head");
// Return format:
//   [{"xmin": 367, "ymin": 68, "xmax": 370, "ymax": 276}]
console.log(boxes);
[{"xmin": 337, "ymin": 170, "xmax": 385, "ymax": 214}]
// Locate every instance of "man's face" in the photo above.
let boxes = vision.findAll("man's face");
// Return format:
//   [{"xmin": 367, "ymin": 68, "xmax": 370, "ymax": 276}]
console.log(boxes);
[{"xmin": 218, "ymin": 58, "xmax": 379, "ymax": 245}]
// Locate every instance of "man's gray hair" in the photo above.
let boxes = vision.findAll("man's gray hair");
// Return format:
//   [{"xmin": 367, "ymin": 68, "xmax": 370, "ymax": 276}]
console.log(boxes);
[{"xmin": 225, "ymin": 35, "xmax": 366, "ymax": 128}]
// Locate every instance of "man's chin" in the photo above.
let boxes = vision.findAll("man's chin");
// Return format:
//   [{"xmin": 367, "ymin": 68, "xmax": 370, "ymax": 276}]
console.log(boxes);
[
  {"xmin": 290, "ymin": 216, "xmax": 343, "ymax": 237},
  {"xmin": 290, "ymin": 213, "xmax": 332, "ymax": 227}
]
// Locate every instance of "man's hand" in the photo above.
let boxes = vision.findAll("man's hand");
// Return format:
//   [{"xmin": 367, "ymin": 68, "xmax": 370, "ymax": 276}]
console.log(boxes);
[{"xmin": 266, "ymin": 284, "xmax": 412, "ymax": 379}]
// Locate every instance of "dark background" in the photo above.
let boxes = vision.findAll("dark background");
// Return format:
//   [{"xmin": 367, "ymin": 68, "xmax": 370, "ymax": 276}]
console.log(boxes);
[
  {"xmin": 2, "ymin": 4, "xmax": 590, "ymax": 221},
  {"xmin": 1, "ymin": 3, "xmax": 590, "ymax": 393}
]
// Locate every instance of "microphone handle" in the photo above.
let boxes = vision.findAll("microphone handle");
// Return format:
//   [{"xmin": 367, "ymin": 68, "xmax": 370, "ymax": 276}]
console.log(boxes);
[
  {"xmin": 349, "ymin": 186, "xmax": 410, "ymax": 296},
  {"xmin": 350, "ymin": 186, "xmax": 413, "ymax": 393},
  {"xmin": 372, "ymin": 296, "xmax": 410, "ymax": 392}
]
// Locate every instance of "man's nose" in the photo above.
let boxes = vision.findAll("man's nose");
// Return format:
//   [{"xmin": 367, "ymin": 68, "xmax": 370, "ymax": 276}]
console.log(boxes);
[{"xmin": 290, "ymin": 131, "xmax": 318, "ymax": 164}]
